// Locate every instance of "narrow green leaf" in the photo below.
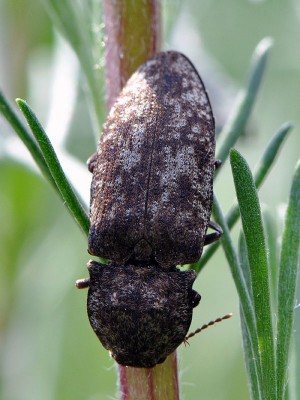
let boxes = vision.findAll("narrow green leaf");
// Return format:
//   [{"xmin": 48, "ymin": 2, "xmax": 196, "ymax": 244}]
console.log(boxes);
[
  {"xmin": 229, "ymin": 122, "xmax": 292, "ymax": 226},
  {"xmin": 16, "ymin": 98, "xmax": 90, "ymax": 237},
  {"xmin": 276, "ymin": 160, "xmax": 300, "ymax": 400},
  {"xmin": 238, "ymin": 233, "xmax": 264, "ymax": 400},
  {"xmin": 263, "ymin": 210, "xmax": 278, "ymax": 306},
  {"xmin": 0, "ymin": 91, "xmax": 56, "ymax": 188},
  {"xmin": 240, "ymin": 305, "xmax": 261, "ymax": 400},
  {"xmin": 238, "ymin": 233, "xmax": 252, "ymax": 293},
  {"xmin": 212, "ymin": 196, "xmax": 263, "ymax": 384},
  {"xmin": 212, "ymin": 197, "xmax": 250, "ymax": 304},
  {"xmin": 230, "ymin": 148, "xmax": 275, "ymax": 400},
  {"xmin": 295, "ymin": 303, "xmax": 300, "ymax": 400},
  {"xmin": 216, "ymin": 37, "xmax": 273, "ymax": 167},
  {"xmin": 253, "ymin": 121, "xmax": 292, "ymax": 188},
  {"xmin": 191, "ymin": 122, "xmax": 292, "ymax": 273}
]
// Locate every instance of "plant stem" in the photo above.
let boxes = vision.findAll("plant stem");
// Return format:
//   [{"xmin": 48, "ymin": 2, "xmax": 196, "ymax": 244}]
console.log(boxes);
[
  {"xmin": 103, "ymin": 1, "xmax": 179, "ymax": 399},
  {"xmin": 103, "ymin": 0, "xmax": 161, "ymax": 110},
  {"xmin": 118, "ymin": 354, "xmax": 179, "ymax": 400}
]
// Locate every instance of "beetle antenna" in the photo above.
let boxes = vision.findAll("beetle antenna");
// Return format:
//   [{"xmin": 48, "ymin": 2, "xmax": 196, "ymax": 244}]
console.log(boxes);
[{"xmin": 184, "ymin": 313, "xmax": 233, "ymax": 343}]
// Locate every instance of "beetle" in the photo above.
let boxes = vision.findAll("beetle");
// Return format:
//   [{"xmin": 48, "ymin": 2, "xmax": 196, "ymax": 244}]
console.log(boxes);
[{"xmin": 77, "ymin": 51, "xmax": 222, "ymax": 368}]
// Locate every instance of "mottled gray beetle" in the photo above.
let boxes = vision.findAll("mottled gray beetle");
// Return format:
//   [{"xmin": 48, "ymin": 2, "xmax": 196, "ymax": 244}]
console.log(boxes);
[{"xmin": 76, "ymin": 51, "xmax": 222, "ymax": 368}]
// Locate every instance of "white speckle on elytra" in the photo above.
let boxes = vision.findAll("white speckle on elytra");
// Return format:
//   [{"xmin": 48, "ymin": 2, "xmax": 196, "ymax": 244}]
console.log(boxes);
[
  {"xmin": 121, "ymin": 146, "xmax": 142, "ymax": 172},
  {"xmin": 151, "ymin": 201, "xmax": 158, "ymax": 215},
  {"xmin": 182, "ymin": 77, "xmax": 188, "ymax": 88},
  {"xmin": 200, "ymin": 108, "xmax": 211, "ymax": 120},
  {"xmin": 173, "ymin": 131, "xmax": 180, "ymax": 140},
  {"xmin": 183, "ymin": 91, "xmax": 195, "ymax": 103},
  {"xmin": 115, "ymin": 175, "xmax": 122, "ymax": 185},
  {"xmin": 199, "ymin": 93, "xmax": 207, "ymax": 106},
  {"xmin": 174, "ymin": 102, "xmax": 181, "ymax": 113},
  {"xmin": 144, "ymin": 59, "xmax": 156, "ymax": 68},
  {"xmin": 187, "ymin": 146, "xmax": 194, "ymax": 155},
  {"xmin": 161, "ymin": 191, "xmax": 169, "ymax": 203},
  {"xmin": 180, "ymin": 117, "xmax": 187, "ymax": 127},
  {"xmin": 166, "ymin": 97, "xmax": 174, "ymax": 106}
]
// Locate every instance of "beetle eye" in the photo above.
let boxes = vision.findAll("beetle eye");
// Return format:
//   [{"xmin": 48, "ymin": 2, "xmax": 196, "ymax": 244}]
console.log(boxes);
[{"xmin": 191, "ymin": 291, "xmax": 201, "ymax": 308}]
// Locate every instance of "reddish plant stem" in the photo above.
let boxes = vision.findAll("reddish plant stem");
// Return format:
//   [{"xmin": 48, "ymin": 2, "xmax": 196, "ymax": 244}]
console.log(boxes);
[
  {"xmin": 118, "ymin": 353, "xmax": 179, "ymax": 400},
  {"xmin": 103, "ymin": 2, "xmax": 180, "ymax": 399},
  {"xmin": 103, "ymin": 0, "xmax": 161, "ymax": 110}
]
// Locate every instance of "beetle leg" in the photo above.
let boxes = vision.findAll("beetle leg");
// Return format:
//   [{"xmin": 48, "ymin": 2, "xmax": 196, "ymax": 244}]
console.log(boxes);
[
  {"xmin": 87, "ymin": 152, "xmax": 97, "ymax": 173},
  {"xmin": 204, "ymin": 220, "xmax": 223, "ymax": 245},
  {"xmin": 75, "ymin": 278, "xmax": 90, "ymax": 289}
]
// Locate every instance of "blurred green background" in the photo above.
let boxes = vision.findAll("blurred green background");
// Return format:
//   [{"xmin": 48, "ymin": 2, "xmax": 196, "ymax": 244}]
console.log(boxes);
[{"xmin": 1, "ymin": 1, "xmax": 299, "ymax": 399}]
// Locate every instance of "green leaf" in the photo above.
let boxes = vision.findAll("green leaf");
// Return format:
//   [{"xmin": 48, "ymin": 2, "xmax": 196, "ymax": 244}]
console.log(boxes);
[
  {"xmin": 216, "ymin": 37, "xmax": 273, "ymax": 168},
  {"xmin": 295, "ymin": 299, "xmax": 300, "ymax": 400},
  {"xmin": 230, "ymin": 148, "xmax": 275, "ymax": 400},
  {"xmin": 212, "ymin": 197, "xmax": 250, "ymax": 305},
  {"xmin": 213, "ymin": 196, "xmax": 262, "ymax": 394},
  {"xmin": 276, "ymin": 160, "xmax": 300, "ymax": 399},
  {"xmin": 238, "ymin": 233, "xmax": 264, "ymax": 400},
  {"xmin": 253, "ymin": 121, "xmax": 291, "ymax": 188},
  {"xmin": 240, "ymin": 305, "xmax": 261, "ymax": 400},
  {"xmin": 262, "ymin": 209, "xmax": 278, "ymax": 306},
  {"xmin": 16, "ymin": 98, "xmax": 90, "ymax": 237},
  {"xmin": 238, "ymin": 233, "xmax": 252, "ymax": 292},
  {"xmin": 0, "ymin": 91, "xmax": 56, "ymax": 189}
]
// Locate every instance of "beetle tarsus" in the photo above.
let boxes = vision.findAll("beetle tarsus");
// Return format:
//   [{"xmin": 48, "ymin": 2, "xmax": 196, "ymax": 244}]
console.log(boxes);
[
  {"xmin": 204, "ymin": 220, "xmax": 223, "ymax": 245},
  {"xmin": 214, "ymin": 159, "xmax": 222, "ymax": 170},
  {"xmin": 87, "ymin": 152, "xmax": 97, "ymax": 173},
  {"xmin": 76, "ymin": 278, "xmax": 90, "ymax": 289}
]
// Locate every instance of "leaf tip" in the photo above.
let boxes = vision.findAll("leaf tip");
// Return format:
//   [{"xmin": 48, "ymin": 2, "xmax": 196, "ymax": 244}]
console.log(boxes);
[
  {"xmin": 230, "ymin": 148, "xmax": 240, "ymax": 163},
  {"xmin": 256, "ymin": 37, "xmax": 274, "ymax": 57},
  {"xmin": 15, "ymin": 98, "xmax": 26, "ymax": 109},
  {"xmin": 282, "ymin": 121, "xmax": 294, "ymax": 132}
]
